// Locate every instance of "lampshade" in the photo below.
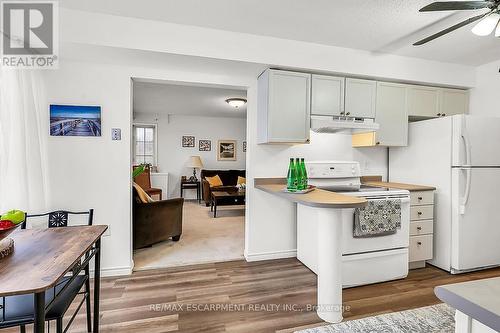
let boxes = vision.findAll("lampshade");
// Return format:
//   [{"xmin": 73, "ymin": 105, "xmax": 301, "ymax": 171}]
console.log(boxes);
[
  {"xmin": 472, "ymin": 13, "xmax": 500, "ymax": 36},
  {"xmin": 187, "ymin": 156, "xmax": 203, "ymax": 169}
]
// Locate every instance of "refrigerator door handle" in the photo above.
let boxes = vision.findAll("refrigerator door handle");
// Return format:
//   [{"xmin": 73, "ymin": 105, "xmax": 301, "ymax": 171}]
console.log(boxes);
[
  {"xmin": 461, "ymin": 120, "xmax": 472, "ymax": 166},
  {"xmin": 460, "ymin": 168, "xmax": 472, "ymax": 215}
]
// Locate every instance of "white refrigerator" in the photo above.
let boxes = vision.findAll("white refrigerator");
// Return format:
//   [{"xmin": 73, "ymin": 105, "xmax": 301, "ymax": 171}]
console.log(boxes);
[{"xmin": 390, "ymin": 115, "xmax": 500, "ymax": 274}]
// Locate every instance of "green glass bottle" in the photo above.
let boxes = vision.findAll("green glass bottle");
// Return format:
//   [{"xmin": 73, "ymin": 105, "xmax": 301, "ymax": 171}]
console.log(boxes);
[
  {"xmin": 295, "ymin": 158, "xmax": 303, "ymax": 190},
  {"xmin": 287, "ymin": 158, "xmax": 297, "ymax": 192},
  {"xmin": 300, "ymin": 158, "xmax": 308, "ymax": 190}
]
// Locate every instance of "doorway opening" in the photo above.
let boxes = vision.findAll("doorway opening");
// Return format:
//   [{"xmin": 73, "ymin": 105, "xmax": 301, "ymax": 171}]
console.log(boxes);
[{"xmin": 131, "ymin": 78, "xmax": 247, "ymax": 270}]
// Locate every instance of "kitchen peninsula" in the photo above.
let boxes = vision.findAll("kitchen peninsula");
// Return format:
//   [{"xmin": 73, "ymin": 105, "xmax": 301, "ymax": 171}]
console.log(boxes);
[{"xmin": 255, "ymin": 177, "xmax": 367, "ymax": 323}]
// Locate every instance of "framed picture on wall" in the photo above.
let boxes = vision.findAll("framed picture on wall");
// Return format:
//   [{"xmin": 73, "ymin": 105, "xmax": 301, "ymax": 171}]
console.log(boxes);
[
  {"xmin": 182, "ymin": 136, "xmax": 195, "ymax": 148},
  {"xmin": 217, "ymin": 140, "xmax": 236, "ymax": 161},
  {"xmin": 49, "ymin": 104, "xmax": 102, "ymax": 137},
  {"xmin": 243, "ymin": 141, "xmax": 247, "ymax": 153},
  {"xmin": 199, "ymin": 140, "xmax": 211, "ymax": 151}
]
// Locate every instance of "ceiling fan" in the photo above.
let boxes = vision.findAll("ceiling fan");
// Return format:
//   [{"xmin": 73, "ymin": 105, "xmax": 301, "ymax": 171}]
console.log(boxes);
[{"xmin": 414, "ymin": 1, "xmax": 500, "ymax": 45}]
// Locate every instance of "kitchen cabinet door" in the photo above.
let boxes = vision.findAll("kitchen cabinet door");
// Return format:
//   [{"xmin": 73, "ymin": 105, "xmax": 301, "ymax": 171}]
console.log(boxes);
[
  {"xmin": 311, "ymin": 74, "xmax": 345, "ymax": 116},
  {"xmin": 257, "ymin": 69, "xmax": 311, "ymax": 144},
  {"xmin": 375, "ymin": 82, "xmax": 408, "ymax": 146},
  {"xmin": 440, "ymin": 88, "xmax": 469, "ymax": 116},
  {"xmin": 408, "ymin": 85, "xmax": 440, "ymax": 117},
  {"xmin": 345, "ymin": 78, "xmax": 377, "ymax": 119}
]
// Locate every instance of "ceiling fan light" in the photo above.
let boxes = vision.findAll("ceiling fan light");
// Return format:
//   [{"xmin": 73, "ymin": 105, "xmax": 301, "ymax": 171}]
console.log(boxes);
[
  {"xmin": 472, "ymin": 13, "xmax": 500, "ymax": 36},
  {"xmin": 495, "ymin": 20, "xmax": 500, "ymax": 37}
]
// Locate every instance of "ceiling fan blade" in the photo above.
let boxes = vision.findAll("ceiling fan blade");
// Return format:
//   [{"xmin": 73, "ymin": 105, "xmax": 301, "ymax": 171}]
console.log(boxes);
[
  {"xmin": 419, "ymin": 1, "xmax": 493, "ymax": 11},
  {"xmin": 413, "ymin": 12, "xmax": 490, "ymax": 45}
]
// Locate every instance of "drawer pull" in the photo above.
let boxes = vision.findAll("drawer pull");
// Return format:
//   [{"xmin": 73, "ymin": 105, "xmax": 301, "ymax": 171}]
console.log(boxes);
[
  {"xmin": 346, "ymin": 112, "xmax": 351, "ymax": 116},
  {"xmin": 417, "ymin": 211, "xmax": 422, "ymax": 215},
  {"xmin": 418, "ymin": 197, "xmax": 423, "ymax": 200},
  {"xmin": 417, "ymin": 226, "xmax": 422, "ymax": 231},
  {"xmin": 417, "ymin": 241, "xmax": 422, "ymax": 245}
]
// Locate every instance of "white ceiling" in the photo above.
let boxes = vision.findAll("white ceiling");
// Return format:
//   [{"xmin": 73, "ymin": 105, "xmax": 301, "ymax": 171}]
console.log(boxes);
[
  {"xmin": 61, "ymin": 0, "xmax": 500, "ymax": 66},
  {"xmin": 133, "ymin": 80, "xmax": 247, "ymax": 118}
]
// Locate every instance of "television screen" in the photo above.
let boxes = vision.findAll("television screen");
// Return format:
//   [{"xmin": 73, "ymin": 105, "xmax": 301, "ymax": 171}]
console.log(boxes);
[{"xmin": 50, "ymin": 104, "xmax": 101, "ymax": 137}]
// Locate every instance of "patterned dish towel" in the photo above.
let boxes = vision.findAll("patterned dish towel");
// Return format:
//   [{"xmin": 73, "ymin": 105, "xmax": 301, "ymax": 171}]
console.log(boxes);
[{"xmin": 354, "ymin": 199, "xmax": 402, "ymax": 238}]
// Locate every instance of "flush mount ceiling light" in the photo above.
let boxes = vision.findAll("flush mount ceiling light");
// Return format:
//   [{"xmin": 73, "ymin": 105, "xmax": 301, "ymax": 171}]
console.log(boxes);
[
  {"xmin": 225, "ymin": 98, "xmax": 247, "ymax": 108},
  {"xmin": 413, "ymin": 0, "xmax": 500, "ymax": 46}
]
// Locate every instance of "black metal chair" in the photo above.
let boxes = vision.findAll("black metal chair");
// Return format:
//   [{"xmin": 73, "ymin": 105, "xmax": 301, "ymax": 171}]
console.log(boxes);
[{"xmin": 0, "ymin": 210, "xmax": 94, "ymax": 333}]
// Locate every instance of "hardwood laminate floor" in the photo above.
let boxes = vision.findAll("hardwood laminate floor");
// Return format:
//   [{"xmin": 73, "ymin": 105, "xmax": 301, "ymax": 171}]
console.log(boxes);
[{"xmin": 4, "ymin": 259, "xmax": 500, "ymax": 333}]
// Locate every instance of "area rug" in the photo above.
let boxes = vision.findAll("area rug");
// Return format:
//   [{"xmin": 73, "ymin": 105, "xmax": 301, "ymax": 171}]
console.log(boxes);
[{"xmin": 296, "ymin": 303, "xmax": 455, "ymax": 333}]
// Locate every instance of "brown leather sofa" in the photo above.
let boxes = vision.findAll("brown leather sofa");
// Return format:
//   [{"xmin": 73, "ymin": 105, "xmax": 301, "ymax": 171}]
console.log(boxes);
[
  {"xmin": 133, "ymin": 187, "xmax": 184, "ymax": 249},
  {"xmin": 201, "ymin": 169, "xmax": 246, "ymax": 206}
]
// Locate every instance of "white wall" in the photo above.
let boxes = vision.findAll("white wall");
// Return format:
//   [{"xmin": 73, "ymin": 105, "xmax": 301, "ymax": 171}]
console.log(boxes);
[
  {"xmin": 133, "ymin": 113, "xmax": 247, "ymax": 199},
  {"xmin": 470, "ymin": 60, "xmax": 500, "ymax": 116}
]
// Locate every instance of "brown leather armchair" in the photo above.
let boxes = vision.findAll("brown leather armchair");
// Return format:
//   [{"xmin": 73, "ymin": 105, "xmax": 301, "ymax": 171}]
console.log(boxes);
[{"xmin": 133, "ymin": 187, "xmax": 184, "ymax": 249}]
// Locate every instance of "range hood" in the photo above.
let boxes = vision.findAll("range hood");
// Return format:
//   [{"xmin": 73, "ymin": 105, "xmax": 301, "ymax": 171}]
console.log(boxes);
[{"xmin": 310, "ymin": 115, "xmax": 379, "ymax": 134}]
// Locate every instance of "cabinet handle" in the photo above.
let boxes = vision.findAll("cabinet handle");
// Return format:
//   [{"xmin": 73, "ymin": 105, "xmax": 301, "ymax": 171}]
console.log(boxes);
[
  {"xmin": 417, "ymin": 226, "xmax": 422, "ymax": 231},
  {"xmin": 418, "ymin": 196, "xmax": 423, "ymax": 200},
  {"xmin": 340, "ymin": 111, "xmax": 345, "ymax": 115},
  {"xmin": 417, "ymin": 211, "xmax": 422, "ymax": 215},
  {"xmin": 376, "ymin": 141, "xmax": 380, "ymax": 145},
  {"xmin": 437, "ymin": 113, "xmax": 441, "ymax": 116},
  {"xmin": 346, "ymin": 112, "xmax": 350, "ymax": 116},
  {"xmin": 442, "ymin": 113, "xmax": 446, "ymax": 116},
  {"xmin": 417, "ymin": 241, "xmax": 422, "ymax": 245}
]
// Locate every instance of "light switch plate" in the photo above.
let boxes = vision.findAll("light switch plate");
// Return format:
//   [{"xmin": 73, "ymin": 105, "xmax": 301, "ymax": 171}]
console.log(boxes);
[{"xmin": 111, "ymin": 128, "xmax": 121, "ymax": 140}]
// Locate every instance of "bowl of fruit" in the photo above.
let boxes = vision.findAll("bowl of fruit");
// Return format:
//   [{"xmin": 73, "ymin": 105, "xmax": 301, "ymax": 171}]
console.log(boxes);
[{"xmin": 0, "ymin": 210, "xmax": 26, "ymax": 259}]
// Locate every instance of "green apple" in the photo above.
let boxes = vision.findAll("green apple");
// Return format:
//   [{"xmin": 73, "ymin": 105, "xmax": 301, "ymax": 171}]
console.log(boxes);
[{"xmin": 1, "ymin": 210, "xmax": 25, "ymax": 225}]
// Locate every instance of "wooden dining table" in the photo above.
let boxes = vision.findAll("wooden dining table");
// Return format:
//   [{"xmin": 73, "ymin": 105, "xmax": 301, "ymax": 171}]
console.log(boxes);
[{"xmin": 0, "ymin": 225, "xmax": 107, "ymax": 333}]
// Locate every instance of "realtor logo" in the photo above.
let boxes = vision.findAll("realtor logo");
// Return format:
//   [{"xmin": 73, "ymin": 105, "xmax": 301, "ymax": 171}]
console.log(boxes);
[{"xmin": 1, "ymin": 1, "xmax": 58, "ymax": 68}]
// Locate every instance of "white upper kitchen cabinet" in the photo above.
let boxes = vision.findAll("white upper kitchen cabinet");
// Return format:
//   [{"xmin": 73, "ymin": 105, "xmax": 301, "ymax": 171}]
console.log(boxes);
[
  {"xmin": 407, "ymin": 85, "xmax": 440, "ymax": 118},
  {"xmin": 344, "ymin": 78, "xmax": 377, "ymax": 118},
  {"xmin": 440, "ymin": 88, "xmax": 469, "ymax": 116},
  {"xmin": 257, "ymin": 69, "xmax": 311, "ymax": 144},
  {"xmin": 375, "ymin": 82, "xmax": 408, "ymax": 146},
  {"xmin": 311, "ymin": 74, "xmax": 345, "ymax": 116},
  {"xmin": 352, "ymin": 82, "xmax": 408, "ymax": 147}
]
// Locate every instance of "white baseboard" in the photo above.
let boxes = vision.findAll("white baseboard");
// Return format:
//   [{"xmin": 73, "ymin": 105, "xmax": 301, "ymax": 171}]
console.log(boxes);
[
  {"xmin": 245, "ymin": 249, "xmax": 297, "ymax": 262},
  {"xmin": 90, "ymin": 266, "xmax": 133, "ymax": 278}
]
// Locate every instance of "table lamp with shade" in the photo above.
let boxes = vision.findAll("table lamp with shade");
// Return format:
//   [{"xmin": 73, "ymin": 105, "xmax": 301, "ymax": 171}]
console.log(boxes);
[{"xmin": 187, "ymin": 156, "xmax": 204, "ymax": 182}]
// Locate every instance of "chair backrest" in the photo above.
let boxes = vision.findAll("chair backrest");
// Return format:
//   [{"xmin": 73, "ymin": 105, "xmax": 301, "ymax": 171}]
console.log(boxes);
[
  {"xmin": 133, "ymin": 165, "xmax": 152, "ymax": 189},
  {"xmin": 22, "ymin": 209, "xmax": 94, "ymax": 229}
]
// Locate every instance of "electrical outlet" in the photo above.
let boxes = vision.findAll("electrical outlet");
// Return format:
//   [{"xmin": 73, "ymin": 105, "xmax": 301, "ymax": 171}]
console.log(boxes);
[{"xmin": 111, "ymin": 128, "xmax": 121, "ymax": 140}]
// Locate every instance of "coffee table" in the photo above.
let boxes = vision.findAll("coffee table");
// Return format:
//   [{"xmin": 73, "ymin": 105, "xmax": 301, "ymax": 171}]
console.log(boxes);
[{"xmin": 210, "ymin": 191, "xmax": 246, "ymax": 218}]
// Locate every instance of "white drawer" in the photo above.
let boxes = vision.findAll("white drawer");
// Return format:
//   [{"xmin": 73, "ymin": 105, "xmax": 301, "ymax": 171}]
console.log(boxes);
[
  {"xmin": 409, "ymin": 235, "xmax": 433, "ymax": 262},
  {"xmin": 410, "ymin": 220, "xmax": 433, "ymax": 236},
  {"xmin": 410, "ymin": 191, "xmax": 434, "ymax": 205},
  {"xmin": 410, "ymin": 205, "xmax": 434, "ymax": 221}
]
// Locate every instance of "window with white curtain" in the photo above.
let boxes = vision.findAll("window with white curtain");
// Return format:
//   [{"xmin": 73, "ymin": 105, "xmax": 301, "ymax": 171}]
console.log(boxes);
[{"xmin": 133, "ymin": 124, "xmax": 157, "ymax": 165}]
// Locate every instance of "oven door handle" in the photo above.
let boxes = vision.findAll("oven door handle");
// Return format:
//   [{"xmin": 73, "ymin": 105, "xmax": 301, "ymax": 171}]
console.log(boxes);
[{"xmin": 364, "ymin": 197, "xmax": 410, "ymax": 203}]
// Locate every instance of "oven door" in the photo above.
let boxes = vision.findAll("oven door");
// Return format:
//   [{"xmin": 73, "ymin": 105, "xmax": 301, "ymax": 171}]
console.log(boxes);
[{"xmin": 342, "ymin": 195, "xmax": 410, "ymax": 255}]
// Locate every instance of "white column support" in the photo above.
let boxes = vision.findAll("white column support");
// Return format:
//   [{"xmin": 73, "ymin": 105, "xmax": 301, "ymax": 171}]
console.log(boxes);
[{"xmin": 316, "ymin": 208, "xmax": 343, "ymax": 323}]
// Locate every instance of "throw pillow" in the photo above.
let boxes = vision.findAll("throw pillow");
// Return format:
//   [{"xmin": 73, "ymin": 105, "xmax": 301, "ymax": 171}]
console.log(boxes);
[
  {"xmin": 133, "ymin": 182, "xmax": 155, "ymax": 203},
  {"xmin": 206, "ymin": 175, "xmax": 223, "ymax": 187},
  {"xmin": 237, "ymin": 176, "xmax": 246, "ymax": 185}
]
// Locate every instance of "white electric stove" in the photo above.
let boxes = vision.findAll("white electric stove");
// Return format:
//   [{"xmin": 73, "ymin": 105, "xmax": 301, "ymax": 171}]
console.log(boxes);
[{"xmin": 297, "ymin": 161, "xmax": 410, "ymax": 288}]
